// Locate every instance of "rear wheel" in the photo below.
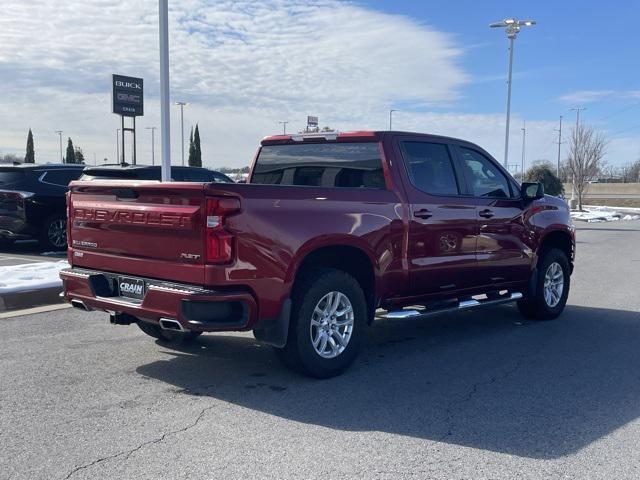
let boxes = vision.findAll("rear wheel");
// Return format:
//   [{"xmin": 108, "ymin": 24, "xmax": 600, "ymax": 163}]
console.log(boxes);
[
  {"xmin": 40, "ymin": 214, "xmax": 67, "ymax": 250},
  {"xmin": 275, "ymin": 268, "xmax": 367, "ymax": 378},
  {"xmin": 136, "ymin": 321, "xmax": 202, "ymax": 342},
  {"xmin": 517, "ymin": 248, "xmax": 570, "ymax": 320}
]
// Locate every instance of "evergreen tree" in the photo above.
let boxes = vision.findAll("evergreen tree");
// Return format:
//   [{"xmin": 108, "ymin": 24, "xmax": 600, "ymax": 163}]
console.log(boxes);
[
  {"xmin": 193, "ymin": 123, "xmax": 202, "ymax": 167},
  {"xmin": 524, "ymin": 161, "xmax": 564, "ymax": 197},
  {"xmin": 65, "ymin": 138, "xmax": 76, "ymax": 164},
  {"xmin": 25, "ymin": 128, "xmax": 35, "ymax": 163},
  {"xmin": 74, "ymin": 147, "xmax": 85, "ymax": 164},
  {"xmin": 187, "ymin": 127, "xmax": 196, "ymax": 166}
]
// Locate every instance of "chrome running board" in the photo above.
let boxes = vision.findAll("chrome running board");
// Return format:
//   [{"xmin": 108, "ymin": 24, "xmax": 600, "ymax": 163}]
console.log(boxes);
[{"xmin": 381, "ymin": 292, "xmax": 523, "ymax": 320}]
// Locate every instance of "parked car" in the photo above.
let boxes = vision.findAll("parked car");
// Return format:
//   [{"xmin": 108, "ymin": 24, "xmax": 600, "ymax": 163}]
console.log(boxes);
[
  {"xmin": 0, "ymin": 163, "xmax": 85, "ymax": 249},
  {"xmin": 80, "ymin": 164, "xmax": 234, "ymax": 183},
  {"xmin": 62, "ymin": 131, "xmax": 575, "ymax": 377}
]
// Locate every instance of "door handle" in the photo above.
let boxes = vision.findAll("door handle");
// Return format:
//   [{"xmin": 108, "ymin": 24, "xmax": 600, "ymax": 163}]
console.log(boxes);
[
  {"xmin": 479, "ymin": 209, "xmax": 494, "ymax": 219},
  {"xmin": 413, "ymin": 208, "xmax": 432, "ymax": 219}
]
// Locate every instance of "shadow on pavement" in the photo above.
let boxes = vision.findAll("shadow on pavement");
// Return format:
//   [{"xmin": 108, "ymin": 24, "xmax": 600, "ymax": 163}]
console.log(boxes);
[{"xmin": 136, "ymin": 304, "xmax": 640, "ymax": 459}]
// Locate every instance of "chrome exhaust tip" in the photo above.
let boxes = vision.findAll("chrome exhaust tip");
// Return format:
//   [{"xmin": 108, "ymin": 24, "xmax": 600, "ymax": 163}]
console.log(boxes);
[
  {"xmin": 159, "ymin": 318, "xmax": 185, "ymax": 332},
  {"xmin": 70, "ymin": 299, "xmax": 91, "ymax": 311}
]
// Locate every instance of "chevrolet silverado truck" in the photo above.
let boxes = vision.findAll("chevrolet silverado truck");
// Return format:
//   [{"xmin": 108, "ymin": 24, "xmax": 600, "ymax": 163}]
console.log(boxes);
[{"xmin": 62, "ymin": 131, "xmax": 575, "ymax": 378}]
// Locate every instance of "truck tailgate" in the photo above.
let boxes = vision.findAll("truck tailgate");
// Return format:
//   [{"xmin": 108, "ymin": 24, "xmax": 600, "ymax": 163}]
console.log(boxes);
[{"xmin": 68, "ymin": 181, "xmax": 206, "ymax": 284}]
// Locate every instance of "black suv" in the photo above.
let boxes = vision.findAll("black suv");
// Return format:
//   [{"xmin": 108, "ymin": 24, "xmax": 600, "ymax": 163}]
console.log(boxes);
[
  {"xmin": 0, "ymin": 164, "xmax": 85, "ymax": 249},
  {"xmin": 80, "ymin": 165, "xmax": 234, "ymax": 183}
]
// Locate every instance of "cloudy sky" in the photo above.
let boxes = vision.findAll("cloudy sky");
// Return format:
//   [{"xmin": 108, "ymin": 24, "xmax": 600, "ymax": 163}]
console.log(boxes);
[{"xmin": 1, "ymin": 0, "xmax": 639, "ymax": 171}]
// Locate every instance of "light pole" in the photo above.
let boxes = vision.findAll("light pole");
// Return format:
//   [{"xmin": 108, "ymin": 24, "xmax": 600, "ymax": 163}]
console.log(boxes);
[
  {"xmin": 55, "ymin": 130, "xmax": 63, "ymax": 163},
  {"xmin": 520, "ymin": 120, "xmax": 526, "ymax": 179},
  {"xmin": 145, "ymin": 127, "xmax": 156, "ymax": 165},
  {"xmin": 174, "ymin": 101, "xmax": 188, "ymax": 166},
  {"xmin": 555, "ymin": 115, "xmax": 563, "ymax": 177},
  {"xmin": 569, "ymin": 107, "xmax": 586, "ymax": 208},
  {"xmin": 490, "ymin": 18, "xmax": 536, "ymax": 167},
  {"xmin": 278, "ymin": 121, "xmax": 289, "ymax": 135},
  {"xmin": 159, "ymin": 0, "xmax": 171, "ymax": 181},
  {"xmin": 389, "ymin": 109, "xmax": 397, "ymax": 130}
]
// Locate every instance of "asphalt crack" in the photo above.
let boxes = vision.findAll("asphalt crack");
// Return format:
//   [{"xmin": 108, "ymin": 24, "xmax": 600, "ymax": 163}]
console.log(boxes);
[
  {"xmin": 439, "ymin": 341, "xmax": 544, "ymax": 440},
  {"xmin": 63, "ymin": 405, "xmax": 214, "ymax": 479}
]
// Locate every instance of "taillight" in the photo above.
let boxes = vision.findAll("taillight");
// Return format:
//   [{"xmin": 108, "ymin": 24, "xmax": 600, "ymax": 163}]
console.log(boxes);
[{"xmin": 205, "ymin": 197, "xmax": 240, "ymax": 263}]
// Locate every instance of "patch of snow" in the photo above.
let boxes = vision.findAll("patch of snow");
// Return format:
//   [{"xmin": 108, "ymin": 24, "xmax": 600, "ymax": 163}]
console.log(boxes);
[
  {"xmin": 0, "ymin": 260, "xmax": 69, "ymax": 294},
  {"xmin": 571, "ymin": 206, "xmax": 640, "ymax": 222},
  {"xmin": 40, "ymin": 251, "xmax": 67, "ymax": 257}
]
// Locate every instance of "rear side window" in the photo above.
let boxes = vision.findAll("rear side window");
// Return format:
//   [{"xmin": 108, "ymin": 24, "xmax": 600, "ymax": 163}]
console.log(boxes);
[
  {"xmin": 252, "ymin": 143, "xmax": 385, "ymax": 189},
  {"xmin": 400, "ymin": 142, "xmax": 459, "ymax": 195},
  {"xmin": 39, "ymin": 169, "xmax": 82, "ymax": 186},
  {"xmin": 0, "ymin": 170, "xmax": 25, "ymax": 186},
  {"xmin": 459, "ymin": 148, "xmax": 512, "ymax": 198}
]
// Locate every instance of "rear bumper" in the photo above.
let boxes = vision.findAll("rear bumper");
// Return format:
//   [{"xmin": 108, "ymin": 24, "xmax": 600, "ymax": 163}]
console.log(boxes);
[
  {"xmin": 0, "ymin": 214, "xmax": 34, "ymax": 240},
  {"xmin": 0, "ymin": 228, "xmax": 32, "ymax": 240},
  {"xmin": 60, "ymin": 267, "xmax": 257, "ymax": 332}
]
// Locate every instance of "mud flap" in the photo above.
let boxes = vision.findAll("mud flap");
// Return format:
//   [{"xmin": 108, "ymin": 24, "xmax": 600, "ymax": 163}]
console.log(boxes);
[{"xmin": 252, "ymin": 299, "xmax": 291, "ymax": 348}]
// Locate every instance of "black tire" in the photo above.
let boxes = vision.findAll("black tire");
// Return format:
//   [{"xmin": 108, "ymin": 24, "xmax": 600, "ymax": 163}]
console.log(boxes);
[
  {"xmin": 517, "ymin": 248, "xmax": 570, "ymax": 320},
  {"xmin": 40, "ymin": 214, "xmax": 67, "ymax": 250},
  {"xmin": 136, "ymin": 321, "xmax": 202, "ymax": 343},
  {"xmin": 274, "ymin": 268, "xmax": 367, "ymax": 378},
  {"xmin": 0, "ymin": 239, "xmax": 15, "ymax": 249}
]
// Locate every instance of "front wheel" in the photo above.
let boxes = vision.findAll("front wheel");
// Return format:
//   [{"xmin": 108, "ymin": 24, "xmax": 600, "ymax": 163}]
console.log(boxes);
[
  {"xmin": 275, "ymin": 268, "xmax": 367, "ymax": 378},
  {"xmin": 517, "ymin": 248, "xmax": 570, "ymax": 320}
]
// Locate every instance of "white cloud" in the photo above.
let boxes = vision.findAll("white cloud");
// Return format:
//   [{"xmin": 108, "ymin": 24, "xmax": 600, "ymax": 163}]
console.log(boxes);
[
  {"xmin": 0, "ymin": 0, "xmax": 467, "ymax": 166},
  {"xmin": 558, "ymin": 90, "xmax": 616, "ymax": 104},
  {"xmin": 0, "ymin": 0, "xmax": 636, "ymax": 169}
]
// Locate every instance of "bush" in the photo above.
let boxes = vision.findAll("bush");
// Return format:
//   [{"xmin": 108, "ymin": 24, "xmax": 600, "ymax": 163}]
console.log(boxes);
[{"xmin": 524, "ymin": 162, "xmax": 564, "ymax": 197}]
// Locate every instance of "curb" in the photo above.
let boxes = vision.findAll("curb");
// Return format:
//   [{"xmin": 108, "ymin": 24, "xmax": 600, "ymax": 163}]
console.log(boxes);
[{"xmin": 0, "ymin": 286, "xmax": 65, "ymax": 313}]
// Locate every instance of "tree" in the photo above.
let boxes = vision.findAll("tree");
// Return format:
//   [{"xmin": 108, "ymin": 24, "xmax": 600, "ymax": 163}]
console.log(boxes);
[
  {"xmin": 619, "ymin": 160, "xmax": 640, "ymax": 183},
  {"xmin": 65, "ymin": 138, "xmax": 76, "ymax": 164},
  {"xmin": 193, "ymin": 124, "xmax": 202, "ymax": 167},
  {"xmin": 25, "ymin": 128, "xmax": 35, "ymax": 163},
  {"xmin": 187, "ymin": 127, "xmax": 196, "ymax": 166},
  {"xmin": 74, "ymin": 147, "xmax": 85, "ymax": 164},
  {"xmin": 0, "ymin": 153, "xmax": 21, "ymax": 164},
  {"xmin": 524, "ymin": 161, "xmax": 564, "ymax": 197},
  {"xmin": 567, "ymin": 124, "xmax": 607, "ymax": 210}
]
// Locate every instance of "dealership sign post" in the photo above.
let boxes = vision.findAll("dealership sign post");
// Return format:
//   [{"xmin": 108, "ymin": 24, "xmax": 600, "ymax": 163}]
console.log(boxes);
[
  {"xmin": 307, "ymin": 115, "xmax": 318, "ymax": 131},
  {"xmin": 112, "ymin": 74, "xmax": 144, "ymax": 165}
]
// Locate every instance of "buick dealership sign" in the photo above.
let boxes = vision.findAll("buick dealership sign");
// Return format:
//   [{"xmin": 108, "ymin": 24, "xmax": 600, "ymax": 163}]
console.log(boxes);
[{"xmin": 112, "ymin": 74, "xmax": 143, "ymax": 117}]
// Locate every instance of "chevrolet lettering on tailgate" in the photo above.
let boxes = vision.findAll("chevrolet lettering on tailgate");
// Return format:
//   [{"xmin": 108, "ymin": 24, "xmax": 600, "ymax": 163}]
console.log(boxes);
[{"xmin": 73, "ymin": 207, "xmax": 193, "ymax": 229}]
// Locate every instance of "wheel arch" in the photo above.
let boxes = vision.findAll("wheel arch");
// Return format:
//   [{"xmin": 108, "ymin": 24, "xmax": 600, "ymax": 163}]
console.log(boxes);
[
  {"xmin": 537, "ymin": 228, "xmax": 574, "ymax": 272},
  {"xmin": 289, "ymin": 240, "xmax": 378, "ymax": 323}
]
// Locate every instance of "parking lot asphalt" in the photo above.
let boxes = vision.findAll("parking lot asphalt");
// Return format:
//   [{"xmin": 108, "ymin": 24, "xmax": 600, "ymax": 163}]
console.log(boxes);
[
  {"xmin": 0, "ymin": 240, "xmax": 66, "ymax": 267},
  {"xmin": 1, "ymin": 221, "xmax": 639, "ymax": 480}
]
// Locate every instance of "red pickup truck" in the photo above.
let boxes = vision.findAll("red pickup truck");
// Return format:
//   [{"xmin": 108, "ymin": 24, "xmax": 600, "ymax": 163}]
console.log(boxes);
[{"xmin": 62, "ymin": 131, "xmax": 575, "ymax": 377}]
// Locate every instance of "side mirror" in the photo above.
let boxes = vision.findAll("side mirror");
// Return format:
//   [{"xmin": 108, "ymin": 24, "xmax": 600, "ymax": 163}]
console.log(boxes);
[{"xmin": 521, "ymin": 182, "xmax": 544, "ymax": 200}]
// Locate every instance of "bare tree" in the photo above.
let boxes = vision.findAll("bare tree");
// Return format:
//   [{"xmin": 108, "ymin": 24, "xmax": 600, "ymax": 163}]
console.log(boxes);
[
  {"xmin": 619, "ymin": 159, "xmax": 640, "ymax": 183},
  {"xmin": 567, "ymin": 124, "xmax": 607, "ymax": 210}
]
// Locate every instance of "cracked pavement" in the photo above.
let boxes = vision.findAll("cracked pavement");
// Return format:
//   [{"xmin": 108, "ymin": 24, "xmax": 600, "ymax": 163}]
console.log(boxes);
[{"xmin": 2, "ymin": 222, "xmax": 640, "ymax": 479}]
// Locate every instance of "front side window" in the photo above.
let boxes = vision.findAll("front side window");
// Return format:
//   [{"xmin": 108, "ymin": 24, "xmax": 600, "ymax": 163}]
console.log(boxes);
[
  {"xmin": 400, "ymin": 141, "xmax": 459, "ymax": 195},
  {"xmin": 459, "ymin": 148, "xmax": 512, "ymax": 198},
  {"xmin": 252, "ymin": 142, "xmax": 385, "ymax": 189}
]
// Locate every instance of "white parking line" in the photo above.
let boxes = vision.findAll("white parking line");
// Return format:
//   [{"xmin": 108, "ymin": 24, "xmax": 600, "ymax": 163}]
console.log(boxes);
[{"xmin": 0, "ymin": 303, "xmax": 72, "ymax": 319}]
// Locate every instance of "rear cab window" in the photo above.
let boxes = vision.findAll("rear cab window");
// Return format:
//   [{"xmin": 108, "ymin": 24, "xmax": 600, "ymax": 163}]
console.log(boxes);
[
  {"xmin": 251, "ymin": 142, "xmax": 386, "ymax": 189},
  {"xmin": 399, "ymin": 141, "xmax": 460, "ymax": 196},
  {"xmin": 39, "ymin": 169, "xmax": 83, "ymax": 187}
]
